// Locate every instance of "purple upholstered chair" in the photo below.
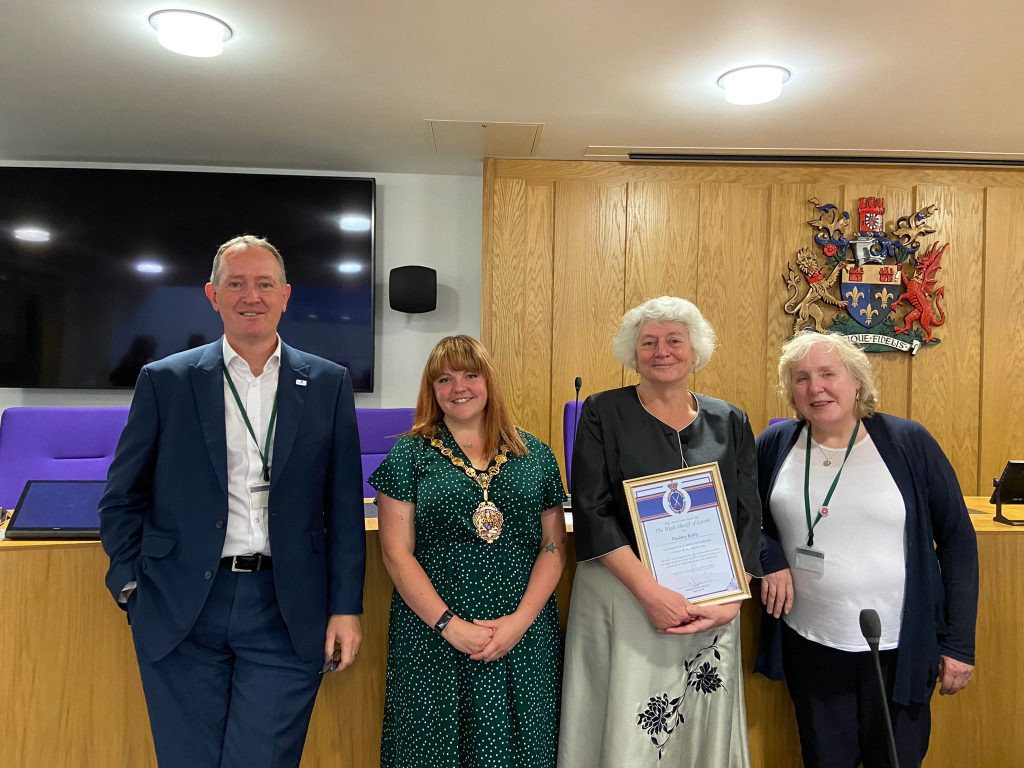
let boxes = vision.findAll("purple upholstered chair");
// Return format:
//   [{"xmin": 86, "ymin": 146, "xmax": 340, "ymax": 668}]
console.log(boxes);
[
  {"xmin": 0, "ymin": 407, "xmax": 130, "ymax": 509},
  {"xmin": 563, "ymin": 400, "xmax": 584, "ymax": 493},
  {"xmin": 355, "ymin": 408, "xmax": 415, "ymax": 498}
]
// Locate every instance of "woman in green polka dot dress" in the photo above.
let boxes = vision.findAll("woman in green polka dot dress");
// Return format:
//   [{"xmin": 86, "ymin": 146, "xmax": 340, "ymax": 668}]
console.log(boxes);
[{"xmin": 369, "ymin": 335, "xmax": 568, "ymax": 768}]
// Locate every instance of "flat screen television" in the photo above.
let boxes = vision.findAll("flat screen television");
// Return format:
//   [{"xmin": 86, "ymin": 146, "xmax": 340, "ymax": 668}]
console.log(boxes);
[{"xmin": 0, "ymin": 167, "xmax": 375, "ymax": 391}]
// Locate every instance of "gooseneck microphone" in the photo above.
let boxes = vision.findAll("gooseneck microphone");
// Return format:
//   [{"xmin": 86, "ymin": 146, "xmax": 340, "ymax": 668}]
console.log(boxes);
[
  {"xmin": 859, "ymin": 607, "xmax": 881, "ymax": 647},
  {"xmin": 859, "ymin": 608, "xmax": 900, "ymax": 768},
  {"xmin": 572, "ymin": 377, "xmax": 583, "ymax": 440},
  {"xmin": 568, "ymin": 377, "xmax": 583, "ymax": 496}
]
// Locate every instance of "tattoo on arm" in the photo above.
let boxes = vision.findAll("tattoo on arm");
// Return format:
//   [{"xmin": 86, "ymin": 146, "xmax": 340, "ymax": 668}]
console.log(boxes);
[{"xmin": 543, "ymin": 542, "xmax": 557, "ymax": 554}]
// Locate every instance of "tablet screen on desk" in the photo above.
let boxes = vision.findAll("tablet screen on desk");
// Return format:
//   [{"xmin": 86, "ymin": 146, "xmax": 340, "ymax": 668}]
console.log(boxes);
[{"xmin": 5, "ymin": 480, "xmax": 106, "ymax": 539}]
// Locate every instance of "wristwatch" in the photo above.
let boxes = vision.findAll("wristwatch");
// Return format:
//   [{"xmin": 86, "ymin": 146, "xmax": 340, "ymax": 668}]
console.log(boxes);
[{"xmin": 434, "ymin": 608, "xmax": 455, "ymax": 634}]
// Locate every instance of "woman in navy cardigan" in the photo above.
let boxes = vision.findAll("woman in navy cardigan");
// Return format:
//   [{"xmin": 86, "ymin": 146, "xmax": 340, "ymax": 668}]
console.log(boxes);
[{"xmin": 756, "ymin": 331, "xmax": 978, "ymax": 768}]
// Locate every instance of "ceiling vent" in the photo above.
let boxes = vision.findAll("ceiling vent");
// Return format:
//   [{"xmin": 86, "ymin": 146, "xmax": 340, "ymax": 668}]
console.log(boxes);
[{"xmin": 427, "ymin": 120, "xmax": 543, "ymax": 157}]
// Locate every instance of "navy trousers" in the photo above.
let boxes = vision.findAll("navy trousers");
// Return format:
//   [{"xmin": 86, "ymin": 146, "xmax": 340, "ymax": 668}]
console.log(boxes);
[
  {"xmin": 133, "ymin": 566, "xmax": 323, "ymax": 768},
  {"xmin": 780, "ymin": 622, "xmax": 932, "ymax": 768}
]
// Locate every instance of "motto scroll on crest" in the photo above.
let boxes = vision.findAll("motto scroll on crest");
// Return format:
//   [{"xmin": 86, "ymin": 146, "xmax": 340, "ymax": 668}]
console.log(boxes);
[{"xmin": 782, "ymin": 197, "xmax": 949, "ymax": 355}]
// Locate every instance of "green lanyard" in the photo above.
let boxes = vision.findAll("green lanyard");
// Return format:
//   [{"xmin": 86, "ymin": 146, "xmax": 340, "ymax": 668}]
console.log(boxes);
[
  {"xmin": 803, "ymin": 420, "xmax": 860, "ymax": 548},
  {"xmin": 223, "ymin": 368, "xmax": 279, "ymax": 483}
]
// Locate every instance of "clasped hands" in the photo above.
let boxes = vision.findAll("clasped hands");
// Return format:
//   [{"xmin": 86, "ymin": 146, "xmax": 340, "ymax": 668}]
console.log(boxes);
[
  {"xmin": 641, "ymin": 584, "xmax": 740, "ymax": 634},
  {"xmin": 440, "ymin": 613, "xmax": 532, "ymax": 662}
]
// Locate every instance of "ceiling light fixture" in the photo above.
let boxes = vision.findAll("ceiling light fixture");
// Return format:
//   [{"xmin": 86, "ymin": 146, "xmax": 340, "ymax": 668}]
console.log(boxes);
[
  {"xmin": 149, "ymin": 10, "xmax": 232, "ymax": 58},
  {"xmin": 717, "ymin": 65, "xmax": 791, "ymax": 105}
]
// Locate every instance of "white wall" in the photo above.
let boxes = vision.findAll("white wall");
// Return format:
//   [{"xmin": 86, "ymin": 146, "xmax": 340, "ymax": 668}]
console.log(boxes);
[
  {"xmin": 0, "ymin": 165, "xmax": 482, "ymax": 414},
  {"xmin": 359, "ymin": 170, "xmax": 481, "ymax": 408}
]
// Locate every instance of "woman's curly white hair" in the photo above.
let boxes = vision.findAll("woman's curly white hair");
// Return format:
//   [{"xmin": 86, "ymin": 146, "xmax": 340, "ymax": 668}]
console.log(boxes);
[{"xmin": 612, "ymin": 296, "xmax": 716, "ymax": 372}]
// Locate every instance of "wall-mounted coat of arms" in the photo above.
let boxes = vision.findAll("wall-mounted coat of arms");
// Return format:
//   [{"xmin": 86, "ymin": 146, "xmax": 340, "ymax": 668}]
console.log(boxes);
[{"xmin": 782, "ymin": 197, "xmax": 948, "ymax": 354}]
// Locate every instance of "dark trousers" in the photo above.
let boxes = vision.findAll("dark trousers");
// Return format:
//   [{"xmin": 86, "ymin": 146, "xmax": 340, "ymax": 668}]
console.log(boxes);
[
  {"xmin": 781, "ymin": 622, "xmax": 931, "ymax": 768},
  {"xmin": 133, "ymin": 567, "xmax": 323, "ymax": 768}
]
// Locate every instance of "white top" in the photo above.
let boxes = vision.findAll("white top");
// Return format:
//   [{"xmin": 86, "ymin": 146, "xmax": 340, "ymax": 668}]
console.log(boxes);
[
  {"xmin": 221, "ymin": 336, "xmax": 281, "ymax": 558},
  {"xmin": 769, "ymin": 426, "xmax": 906, "ymax": 651}
]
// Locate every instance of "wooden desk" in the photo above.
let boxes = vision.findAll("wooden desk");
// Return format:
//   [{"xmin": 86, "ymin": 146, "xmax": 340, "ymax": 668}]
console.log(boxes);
[
  {"xmin": 921, "ymin": 498, "xmax": 1024, "ymax": 768},
  {"xmin": 1, "ymin": 499, "xmax": 1019, "ymax": 767},
  {"xmin": 744, "ymin": 498, "xmax": 1024, "ymax": 768}
]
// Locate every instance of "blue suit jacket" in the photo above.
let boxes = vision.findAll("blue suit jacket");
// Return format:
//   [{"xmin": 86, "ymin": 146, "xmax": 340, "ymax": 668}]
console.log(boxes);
[{"xmin": 100, "ymin": 339, "xmax": 366, "ymax": 662}]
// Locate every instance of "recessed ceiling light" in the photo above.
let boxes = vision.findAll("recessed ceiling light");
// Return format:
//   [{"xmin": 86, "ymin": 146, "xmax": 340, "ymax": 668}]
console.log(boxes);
[
  {"xmin": 135, "ymin": 260, "xmax": 165, "ymax": 275},
  {"xmin": 149, "ymin": 10, "xmax": 232, "ymax": 58},
  {"xmin": 336, "ymin": 262, "xmax": 363, "ymax": 274},
  {"xmin": 717, "ymin": 65, "xmax": 791, "ymax": 105},
  {"xmin": 13, "ymin": 226, "xmax": 51, "ymax": 243},
  {"xmin": 338, "ymin": 215, "xmax": 372, "ymax": 233}
]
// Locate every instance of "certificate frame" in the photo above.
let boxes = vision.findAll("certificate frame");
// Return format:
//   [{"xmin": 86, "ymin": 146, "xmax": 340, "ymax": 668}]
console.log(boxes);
[{"xmin": 624, "ymin": 461, "xmax": 750, "ymax": 606}]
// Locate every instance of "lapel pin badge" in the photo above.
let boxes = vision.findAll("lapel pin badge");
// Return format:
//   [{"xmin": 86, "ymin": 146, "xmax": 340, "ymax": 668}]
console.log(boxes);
[{"xmin": 296, "ymin": 379, "xmax": 307, "ymax": 387}]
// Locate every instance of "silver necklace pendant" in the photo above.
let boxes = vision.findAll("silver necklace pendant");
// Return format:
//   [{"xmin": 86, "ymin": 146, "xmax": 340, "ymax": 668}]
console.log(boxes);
[{"xmin": 816, "ymin": 442, "xmax": 840, "ymax": 467}]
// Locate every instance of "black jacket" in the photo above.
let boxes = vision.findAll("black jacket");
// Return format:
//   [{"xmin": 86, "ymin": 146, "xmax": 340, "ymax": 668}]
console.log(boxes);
[{"xmin": 571, "ymin": 386, "xmax": 762, "ymax": 576}]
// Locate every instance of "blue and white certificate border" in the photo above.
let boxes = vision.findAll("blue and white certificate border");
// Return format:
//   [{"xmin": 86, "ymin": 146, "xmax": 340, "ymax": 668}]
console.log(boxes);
[{"xmin": 624, "ymin": 461, "xmax": 750, "ymax": 606}]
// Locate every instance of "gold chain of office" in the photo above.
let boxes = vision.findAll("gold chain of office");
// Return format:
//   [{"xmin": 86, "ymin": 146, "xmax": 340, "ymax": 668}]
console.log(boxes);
[{"xmin": 429, "ymin": 432, "xmax": 509, "ymax": 544}]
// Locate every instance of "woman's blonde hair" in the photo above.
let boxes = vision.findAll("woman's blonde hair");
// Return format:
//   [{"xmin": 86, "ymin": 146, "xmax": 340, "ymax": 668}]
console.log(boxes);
[
  {"xmin": 409, "ymin": 335, "xmax": 528, "ymax": 456},
  {"xmin": 777, "ymin": 331, "xmax": 879, "ymax": 419}
]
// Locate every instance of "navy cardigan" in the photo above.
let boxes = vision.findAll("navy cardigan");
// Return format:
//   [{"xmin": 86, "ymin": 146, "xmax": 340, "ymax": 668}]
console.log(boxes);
[{"xmin": 755, "ymin": 413, "xmax": 979, "ymax": 705}]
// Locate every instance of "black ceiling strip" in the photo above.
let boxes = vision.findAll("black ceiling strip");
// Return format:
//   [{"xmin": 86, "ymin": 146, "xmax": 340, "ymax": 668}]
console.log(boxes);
[{"xmin": 626, "ymin": 153, "xmax": 1024, "ymax": 168}]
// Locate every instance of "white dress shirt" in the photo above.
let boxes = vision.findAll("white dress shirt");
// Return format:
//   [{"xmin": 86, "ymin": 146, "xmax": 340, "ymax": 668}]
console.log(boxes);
[
  {"xmin": 119, "ymin": 337, "xmax": 283, "ymax": 600},
  {"xmin": 221, "ymin": 336, "xmax": 281, "ymax": 558}
]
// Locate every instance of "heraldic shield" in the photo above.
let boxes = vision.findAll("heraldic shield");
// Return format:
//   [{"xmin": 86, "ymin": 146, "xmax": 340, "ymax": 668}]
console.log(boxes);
[{"xmin": 841, "ymin": 264, "xmax": 904, "ymax": 329}]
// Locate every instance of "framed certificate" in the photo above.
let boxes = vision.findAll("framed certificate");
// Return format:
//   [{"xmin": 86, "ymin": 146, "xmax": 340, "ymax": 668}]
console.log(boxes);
[{"xmin": 624, "ymin": 462, "xmax": 750, "ymax": 606}]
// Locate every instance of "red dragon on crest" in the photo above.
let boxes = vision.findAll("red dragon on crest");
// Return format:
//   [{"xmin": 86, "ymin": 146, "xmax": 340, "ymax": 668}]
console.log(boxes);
[{"xmin": 891, "ymin": 241, "xmax": 947, "ymax": 342}]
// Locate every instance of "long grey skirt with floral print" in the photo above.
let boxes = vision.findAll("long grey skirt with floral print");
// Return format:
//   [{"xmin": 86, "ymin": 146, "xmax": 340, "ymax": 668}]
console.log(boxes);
[{"xmin": 557, "ymin": 560, "xmax": 751, "ymax": 768}]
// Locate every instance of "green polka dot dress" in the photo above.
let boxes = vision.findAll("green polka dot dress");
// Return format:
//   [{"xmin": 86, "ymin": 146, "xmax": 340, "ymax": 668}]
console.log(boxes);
[{"xmin": 369, "ymin": 427, "xmax": 568, "ymax": 768}]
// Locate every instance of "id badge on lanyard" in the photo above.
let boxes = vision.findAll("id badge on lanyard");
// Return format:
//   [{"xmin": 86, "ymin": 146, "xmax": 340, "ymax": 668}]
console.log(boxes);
[
  {"xmin": 224, "ymin": 368, "xmax": 278, "ymax": 512},
  {"xmin": 799, "ymin": 421, "xmax": 860, "ymax": 576},
  {"xmin": 794, "ymin": 545, "xmax": 825, "ymax": 574},
  {"xmin": 249, "ymin": 482, "xmax": 270, "ymax": 510}
]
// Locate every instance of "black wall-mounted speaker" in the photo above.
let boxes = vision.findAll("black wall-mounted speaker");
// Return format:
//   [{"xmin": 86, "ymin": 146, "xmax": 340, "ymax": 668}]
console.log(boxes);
[{"xmin": 389, "ymin": 266, "xmax": 437, "ymax": 313}]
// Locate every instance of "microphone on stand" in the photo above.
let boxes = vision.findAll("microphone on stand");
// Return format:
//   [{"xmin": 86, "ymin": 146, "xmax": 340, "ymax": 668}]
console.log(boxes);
[
  {"xmin": 572, "ymin": 376, "xmax": 583, "ymax": 449},
  {"xmin": 859, "ymin": 608, "xmax": 900, "ymax": 768},
  {"xmin": 565, "ymin": 377, "xmax": 583, "ymax": 498}
]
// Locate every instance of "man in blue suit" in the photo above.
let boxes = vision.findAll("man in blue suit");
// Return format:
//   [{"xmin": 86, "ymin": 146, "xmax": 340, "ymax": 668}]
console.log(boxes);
[{"xmin": 100, "ymin": 235, "xmax": 365, "ymax": 767}]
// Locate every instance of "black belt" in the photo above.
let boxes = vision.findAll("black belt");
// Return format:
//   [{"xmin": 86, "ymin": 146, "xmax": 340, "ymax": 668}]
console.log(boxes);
[{"xmin": 220, "ymin": 554, "xmax": 273, "ymax": 573}]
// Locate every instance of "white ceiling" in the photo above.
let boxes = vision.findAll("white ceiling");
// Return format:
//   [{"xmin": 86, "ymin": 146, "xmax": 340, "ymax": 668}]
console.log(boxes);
[{"xmin": 1, "ymin": 0, "xmax": 1019, "ymax": 176}]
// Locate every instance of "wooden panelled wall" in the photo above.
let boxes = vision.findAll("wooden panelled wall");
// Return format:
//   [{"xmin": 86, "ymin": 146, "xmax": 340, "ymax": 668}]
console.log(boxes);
[
  {"xmin": 482, "ymin": 159, "xmax": 1024, "ymax": 768},
  {"xmin": 482, "ymin": 159, "xmax": 1024, "ymax": 497}
]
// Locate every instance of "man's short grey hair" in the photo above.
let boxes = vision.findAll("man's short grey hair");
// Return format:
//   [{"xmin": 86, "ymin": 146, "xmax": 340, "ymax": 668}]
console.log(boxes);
[
  {"xmin": 612, "ymin": 296, "xmax": 717, "ymax": 372},
  {"xmin": 209, "ymin": 235, "xmax": 287, "ymax": 285}
]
